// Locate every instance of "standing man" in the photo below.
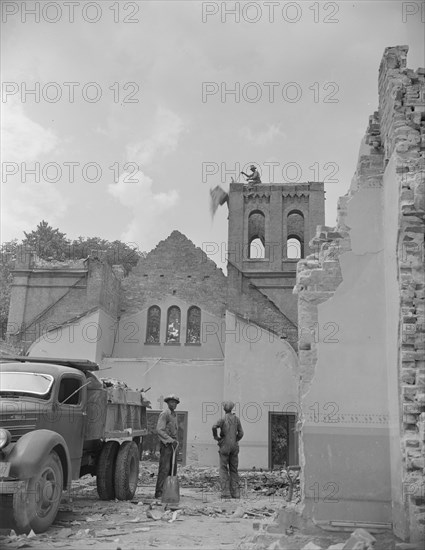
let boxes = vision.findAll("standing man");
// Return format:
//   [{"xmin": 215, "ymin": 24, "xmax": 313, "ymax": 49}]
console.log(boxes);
[
  {"xmin": 155, "ymin": 394, "xmax": 180, "ymax": 500},
  {"xmin": 212, "ymin": 401, "xmax": 244, "ymax": 499}
]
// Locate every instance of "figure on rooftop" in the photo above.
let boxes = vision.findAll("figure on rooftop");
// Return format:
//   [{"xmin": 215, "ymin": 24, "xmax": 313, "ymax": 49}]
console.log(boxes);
[{"xmin": 241, "ymin": 165, "xmax": 261, "ymax": 185}]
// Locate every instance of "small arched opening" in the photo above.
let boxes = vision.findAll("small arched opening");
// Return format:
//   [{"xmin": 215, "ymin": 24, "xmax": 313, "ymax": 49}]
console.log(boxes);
[
  {"xmin": 248, "ymin": 210, "xmax": 266, "ymax": 259},
  {"xmin": 286, "ymin": 210, "xmax": 304, "ymax": 258},
  {"xmin": 286, "ymin": 236, "xmax": 302, "ymax": 259}
]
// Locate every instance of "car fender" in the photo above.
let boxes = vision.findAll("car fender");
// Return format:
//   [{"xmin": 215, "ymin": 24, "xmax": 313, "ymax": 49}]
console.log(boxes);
[{"xmin": 5, "ymin": 430, "xmax": 72, "ymax": 488}]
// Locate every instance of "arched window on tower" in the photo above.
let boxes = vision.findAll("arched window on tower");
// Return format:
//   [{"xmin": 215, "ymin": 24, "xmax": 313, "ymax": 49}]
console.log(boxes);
[
  {"xmin": 287, "ymin": 237, "xmax": 302, "ymax": 259},
  {"xmin": 186, "ymin": 306, "xmax": 201, "ymax": 344},
  {"xmin": 286, "ymin": 210, "xmax": 304, "ymax": 258},
  {"xmin": 250, "ymin": 238, "xmax": 265, "ymax": 259},
  {"xmin": 166, "ymin": 306, "xmax": 181, "ymax": 343},
  {"xmin": 146, "ymin": 306, "xmax": 161, "ymax": 343},
  {"xmin": 248, "ymin": 210, "xmax": 266, "ymax": 259}
]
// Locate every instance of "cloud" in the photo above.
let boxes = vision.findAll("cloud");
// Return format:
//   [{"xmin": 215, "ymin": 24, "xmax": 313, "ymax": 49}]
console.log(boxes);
[
  {"xmin": 126, "ymin": 107, "xmax": 185, "ymax": 166},
  {"xmin": 1, "ymin": 183, "xmax": 68, "ymax": 242},
  {"xmin": 0, "ymin": 100, "xmax": 67, "ymax": 242},
  {"xmin": 239, "ymin": 124, "xmax": 287, "ymax": 147},
  {"xmin": 1, "ymin": 100, "xmax": 58, "ymax": 163},
  {"xmin": 107, "ymin": 106, "xmax": 184, "ymax": 249},
  {"xmin": 108, "ymin": 171, "xmax": 178, "ymax": 250}
]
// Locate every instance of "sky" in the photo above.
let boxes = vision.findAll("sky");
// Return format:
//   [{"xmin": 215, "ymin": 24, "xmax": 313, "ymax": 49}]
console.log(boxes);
[{"xmin": 1, "ymin": 0, "xmax": 424, "ymax": 270}]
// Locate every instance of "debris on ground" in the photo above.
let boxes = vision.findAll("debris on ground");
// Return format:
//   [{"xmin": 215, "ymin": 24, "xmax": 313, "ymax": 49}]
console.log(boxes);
[
  {"xmin": 341, "ymin": 527, "xmax": 377, "ymax": 549},
  {"xmin": 0, "ymin": 462, "xmax": 398, "ymax": 550},
  {"xmin": 139, "ymin": 461, "xmax": 301, "ymax": 502}
]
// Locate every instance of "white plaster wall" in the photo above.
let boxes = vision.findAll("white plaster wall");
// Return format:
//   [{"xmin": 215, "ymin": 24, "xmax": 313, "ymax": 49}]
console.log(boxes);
[
  {"xmin": 302, "ymin": 185, "xmax": 392, "ymax": 523},
  {"xmin": 28, "ymin": 309, "xmax": 115, "ymax": 362},
  {"xmin": 101, "ymin": 357, "xmax": 224, "ymax": 466},
  {"xmin": 223, "ymin": 312, "xmax": 299, "ymax": 469},
  {"xmin": 112, "ymin": 296, "xmax": 224, "ymax": 360}
]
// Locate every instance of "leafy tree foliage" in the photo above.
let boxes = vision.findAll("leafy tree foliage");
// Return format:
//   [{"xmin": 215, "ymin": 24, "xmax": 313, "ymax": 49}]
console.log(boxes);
[{"xmin": 23, "ymin": 220, "xmax": 70, "ymax": 261}]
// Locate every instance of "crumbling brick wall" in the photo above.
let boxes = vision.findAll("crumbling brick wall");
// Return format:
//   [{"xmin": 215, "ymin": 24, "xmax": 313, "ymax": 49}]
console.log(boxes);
[
  {"xmin": 227, "ymin": 262, "xmax": 298, "ymax": 350},
  {"xmin": 7, "ymin": 251, "xmax": 120, "ymax": 352},
  {"xmin": 120, "ymin": 230, "xmax": 228, "ymax": 319},
  {"xmin": 378, "ymin": 45, "xmax": 425, "ymax": 541},
  {"xmin": 295, "ymin": 45, "xmax": 424, "ymax": 541}
]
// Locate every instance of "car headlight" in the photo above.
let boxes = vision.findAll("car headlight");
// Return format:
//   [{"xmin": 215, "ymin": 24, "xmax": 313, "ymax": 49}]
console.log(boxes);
[{"xmin": 0, "ymin": 429, "xmax": 11, "ymax": 449}]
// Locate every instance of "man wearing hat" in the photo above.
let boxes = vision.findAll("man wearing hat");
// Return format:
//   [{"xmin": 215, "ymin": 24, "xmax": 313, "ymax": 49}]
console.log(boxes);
[
  {"xmin": 212, "ymin": 401, "xmax": 244, "ymax": 499},
  {"xmin": 241, "ymin": 165, "xmax": 261, "ymax": 185},
  {"xmin": 155, "ymin": 394, "xmax": 180, "ymax": 499}
]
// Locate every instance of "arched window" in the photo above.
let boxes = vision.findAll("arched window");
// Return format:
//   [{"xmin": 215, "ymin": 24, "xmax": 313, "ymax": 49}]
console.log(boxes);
[
  {"xmin": 286, "ymin": 210, "xmax": 304, "ymax": 258},
  {"xmin": 248, "ymin": 210, "xmax": 265, "ymax": 259},
  {"xmin": 287, "ymin": 237, "xmax": 302, "ymax": 259},
  {"xmin": 186, "ymin": 306, "xmax": 201, "ymax": 344},
  {"xmin": 249, "ymin": 238, "xmax": 265, "ymax": 259},
  {"xmin": 146, "ymin": 306, "xmax": 161, "ymax": 343},
  {"xmin": 166, "ymin": 306, "xmax": 181, "ymax": 343}
]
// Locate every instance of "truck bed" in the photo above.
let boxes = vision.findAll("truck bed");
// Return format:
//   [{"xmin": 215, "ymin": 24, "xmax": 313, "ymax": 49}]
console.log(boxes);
[{"xmin": 85, "ymin": 376, "xmax": 148, "ymax": 441}]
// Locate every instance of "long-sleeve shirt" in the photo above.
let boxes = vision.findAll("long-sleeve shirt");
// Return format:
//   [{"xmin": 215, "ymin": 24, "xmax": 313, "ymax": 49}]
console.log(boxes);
[
  {"xmin": 156, "ymin": 408, "xmax": 178, "ymax": 445},
  {"xmin": 212, "ymin": 413, "xmax": 244, "ymax": 451}
]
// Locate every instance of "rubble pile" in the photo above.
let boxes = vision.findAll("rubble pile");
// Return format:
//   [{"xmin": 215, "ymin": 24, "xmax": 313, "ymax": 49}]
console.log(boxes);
[
  {"xmin": 240, "ymin": 526, "xmax": 406, "ymax": 550},
  {"xmin": 139, "ymin": 462, "xmax": 300, "ymax": 500},
  {"xmin": 100, "ymin": 377, "xmax": 129, "ymax": 389}
]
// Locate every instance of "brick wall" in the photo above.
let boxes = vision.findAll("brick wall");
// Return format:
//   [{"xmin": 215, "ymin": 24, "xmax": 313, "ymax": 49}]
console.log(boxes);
[
  {"xmin": 227, "ymin": 262, "xmax": 298, "ymax": 350},
  {"xmin": 295, "ymin": 45, "xmax": 424, "ymax": 541},
  {"xmin": 378, "ymin": 46, "xmax": 425, "ymax": 541},
  {"xmin": 120, "ymin": 231, "xmax": 227, "ymax": 319},
  {"xmin": 7, "ymin": 251, "xmax": 120, "ymax": 351}
]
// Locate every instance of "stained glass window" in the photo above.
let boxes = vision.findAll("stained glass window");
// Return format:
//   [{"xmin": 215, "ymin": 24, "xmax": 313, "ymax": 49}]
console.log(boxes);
[
  {"xmin": 186, "ymin": 306, "xmax": 201, "ymax": 344},
  {"xmin": 166, "ymin": 306, "xmax": 181, "ymax": 343},
  {"xmin": 146, "ymin": 306, "xmax": 161, "ymax": 343}
]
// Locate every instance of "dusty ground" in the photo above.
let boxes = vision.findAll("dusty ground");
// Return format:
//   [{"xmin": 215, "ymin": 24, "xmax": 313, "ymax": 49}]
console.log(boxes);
[{"xmin": 0, "ymin": 463, "xmax": 402, "ymax": 550}]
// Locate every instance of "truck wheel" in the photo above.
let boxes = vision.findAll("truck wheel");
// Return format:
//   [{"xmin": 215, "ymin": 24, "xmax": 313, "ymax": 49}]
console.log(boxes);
[
  {"xmin": 96, "ymin": 441, "xmax": 119, "ymax": 500},
  {"xmin": 114, "ymin": 441, "xmax": 139, "ymax": 500},
  {"xmin": 13, "ymin": 451, "xmax": 63, "ymax": 534}
]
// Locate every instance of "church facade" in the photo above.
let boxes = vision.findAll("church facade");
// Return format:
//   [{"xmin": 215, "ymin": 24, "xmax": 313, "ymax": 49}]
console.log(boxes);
[{"xmin": 7, "ymin": 181, "xmax": 324, "ymax": 469}]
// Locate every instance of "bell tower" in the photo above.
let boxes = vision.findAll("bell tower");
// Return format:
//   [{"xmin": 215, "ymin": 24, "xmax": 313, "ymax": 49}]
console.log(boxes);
[{"xmin": 227, "ymin": 181, "xmax": 325, "ymax": 324}]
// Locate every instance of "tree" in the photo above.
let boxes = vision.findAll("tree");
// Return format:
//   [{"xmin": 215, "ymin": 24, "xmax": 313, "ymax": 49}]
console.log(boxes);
[
  {"xmin": 22, "ymin": 220, "xmax": 70, "ymax": 261},
  {"xmin": 0, "ymin": 240, "xmax": 18, "ymax": 338},
  {"xmin": 70, "ymin": 237, "xmax": 142, "ymax": 275}
]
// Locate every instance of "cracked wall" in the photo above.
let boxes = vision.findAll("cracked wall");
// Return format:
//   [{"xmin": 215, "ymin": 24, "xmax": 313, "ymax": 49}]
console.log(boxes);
[{"xmin": 295, "ymin": 46, "xmax": 424, "ymax": 541}]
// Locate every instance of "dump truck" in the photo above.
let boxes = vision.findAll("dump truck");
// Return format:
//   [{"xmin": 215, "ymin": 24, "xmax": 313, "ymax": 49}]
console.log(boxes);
[{"xmin": 0, "ymin": 356, "xmax": 149, "ymax": 534}]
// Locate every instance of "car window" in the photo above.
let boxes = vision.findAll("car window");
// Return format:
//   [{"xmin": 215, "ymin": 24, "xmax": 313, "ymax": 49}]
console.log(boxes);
[
  {"xmin": 0, "ymin": 371, "xmax": 53, "ymax": 399},
  {"xmin": 58, "ymin": 377, "xmax": 81, "ymax": 405}
]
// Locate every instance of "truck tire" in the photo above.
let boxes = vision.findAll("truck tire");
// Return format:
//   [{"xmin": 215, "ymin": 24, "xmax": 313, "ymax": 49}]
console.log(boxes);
[
  {"xmin": 96, "ymin": 440, "xmax": 119, "ymax": 500},
  {"xmin": 114, "ymin": 441, "xmax": 139, "ymax": 500},
  {"xmin": 13, "ymin": 451, "xmax": 63, "ymax": 534}
]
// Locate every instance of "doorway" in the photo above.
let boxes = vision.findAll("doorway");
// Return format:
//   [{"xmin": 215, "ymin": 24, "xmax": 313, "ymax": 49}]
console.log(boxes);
[{"xmin": 268, "ymin": 412, "xmax": 298, "ymax": 469}]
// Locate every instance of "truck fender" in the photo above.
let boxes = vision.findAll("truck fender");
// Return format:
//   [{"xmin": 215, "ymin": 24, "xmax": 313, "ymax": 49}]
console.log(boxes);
[{"xmin": 6, "ymin": 430, "xmax": 72, "ymax": 489}]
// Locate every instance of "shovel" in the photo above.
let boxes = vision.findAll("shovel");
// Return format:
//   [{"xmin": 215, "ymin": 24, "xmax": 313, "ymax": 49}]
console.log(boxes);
[{"xmin": 162, "ymin": 442, "xmax": 180, "ymax": 505}]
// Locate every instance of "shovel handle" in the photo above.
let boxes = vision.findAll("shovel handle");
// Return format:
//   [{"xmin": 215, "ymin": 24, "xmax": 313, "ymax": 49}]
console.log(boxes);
[{"xmin": 171, "ymin": 441, "xmax": 179, "ymax": 473}]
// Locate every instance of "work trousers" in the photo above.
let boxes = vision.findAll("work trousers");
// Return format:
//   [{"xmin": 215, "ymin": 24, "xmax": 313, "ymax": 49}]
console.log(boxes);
[
  {"xmin": 155, "ymin": 442, "xmax": 177, "ymax": 498},
  {"xmin": 219, "ymin": 446, "xmax": 240, "ymax": 498}
]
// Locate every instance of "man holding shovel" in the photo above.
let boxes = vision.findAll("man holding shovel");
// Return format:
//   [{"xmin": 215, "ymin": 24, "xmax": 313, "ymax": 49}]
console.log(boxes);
[
  {"xmin": 212, "ymin": 401, "xmax": 244, "ymax": 499},
  {"xmin": 155, "ymin": 394, "xmax": 180, "ymax": 500}
]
